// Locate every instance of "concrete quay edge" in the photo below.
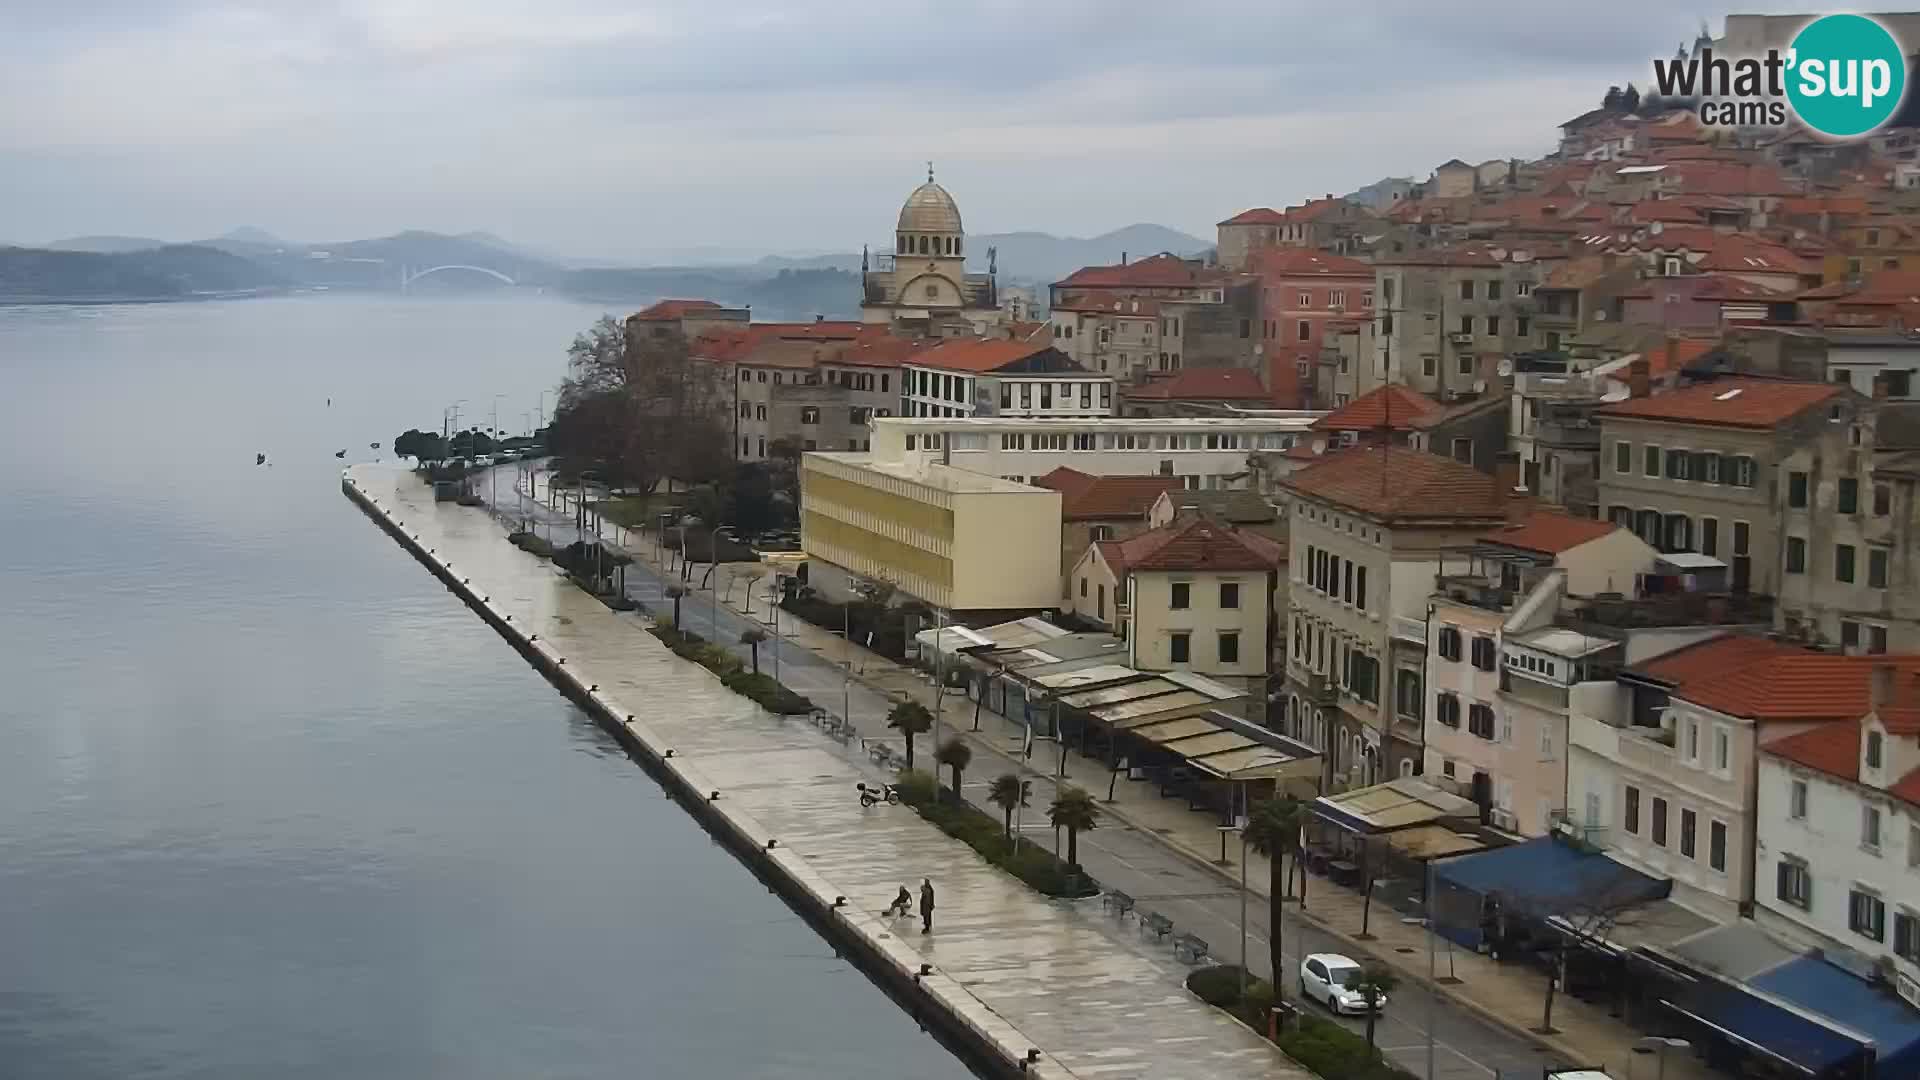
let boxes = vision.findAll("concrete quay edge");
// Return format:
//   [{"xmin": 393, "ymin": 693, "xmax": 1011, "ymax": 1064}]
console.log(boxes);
[{"xmin": 341, "ymin": 472, "xmax": 1078, "ymax": 1080}]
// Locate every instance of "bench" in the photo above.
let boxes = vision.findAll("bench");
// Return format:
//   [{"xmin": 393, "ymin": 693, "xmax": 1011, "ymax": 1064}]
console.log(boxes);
[
  {"xmin": 1172, "ymin": 933, "xmax": 1210, "ymax": 964},
  {"xmin": 1102, "ymin": 890, "xmax": 1136, "ymax": 918},
  {"xmin": 1142, "ymin": 911, "xmax": 1174, "ymax": 942}
]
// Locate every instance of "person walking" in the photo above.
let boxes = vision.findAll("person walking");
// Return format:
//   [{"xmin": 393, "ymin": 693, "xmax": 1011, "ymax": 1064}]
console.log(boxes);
[{"xmin": 919, "ymin": 878, "xmax": 936, "ymax": 934}]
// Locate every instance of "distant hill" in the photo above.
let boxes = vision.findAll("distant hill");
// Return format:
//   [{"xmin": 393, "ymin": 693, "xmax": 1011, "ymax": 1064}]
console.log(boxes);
[
  {"xmin": 0, "ymin": 244, "xmax": 284, "ymax": 301},
  {"xmin": 556, "ymin": 266, "xmax": 860, "ymax": 321},
  {"xmin": 48, "ymin": 235, "xmax": 170, "ymax": 254},
  {"xmin": 754, "ymin": 223, "xmax": 1209, "ymax": 286},
  {"xmin": 976, "ymin": 224, "xmax": 1209, "ymax": 282}
]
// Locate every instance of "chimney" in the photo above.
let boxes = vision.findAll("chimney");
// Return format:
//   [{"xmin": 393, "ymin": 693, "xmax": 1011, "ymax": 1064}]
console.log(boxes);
[
  {"xmin": 1871, "ymin": 663, "xmax": 1897, "ymax": 709},
  {"xmin": 815, "ymin": 314, "xmax": 825, "ymax": 323},
  {"xmin": 1627, "ymin": 358, "xmax": 1651, "ymax": 399},
  {"xmin": 1496, "ymin": 460, "xmax": 1533, "ymax": 523},
  {"xmin": 1121, "ymin": 251, "xmax": 1128, "ymax": 266}
]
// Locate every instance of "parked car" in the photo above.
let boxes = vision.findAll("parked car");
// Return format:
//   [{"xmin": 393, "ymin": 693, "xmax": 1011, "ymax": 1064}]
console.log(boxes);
[{"xmin": 1299, "ymin": 953, "xmax": 1385, "ymax": 1015}]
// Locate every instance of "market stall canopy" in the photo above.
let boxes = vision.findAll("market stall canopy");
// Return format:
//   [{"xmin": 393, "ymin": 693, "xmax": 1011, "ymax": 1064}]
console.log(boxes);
[
  {"xmin": 1312, "ymin": 778, "xmax": 1481, "ymax": 835},
  {"xmin": 1383, "ymin": 824, "xmax": 1486, "ymax": 862}
]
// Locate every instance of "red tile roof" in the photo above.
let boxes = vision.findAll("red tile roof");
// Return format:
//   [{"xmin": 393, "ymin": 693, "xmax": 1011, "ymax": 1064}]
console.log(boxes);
[
  {"xmin": 1126, "ymin": 367, "xmax": 1272, "ymax": 401},
  {"xmin": 1033, "ymin": 468, "xmax": 1182, "ymax": 521},
  {"xmin": 689, "ymin": 323, "xmax": 921, "ymax": 368},
  {"xmin": 1643, "ymin": 339, "xmax": 1720, "ymax": 377},
  {"xmin": 1051, "ymin": 292, "xmax": 1164, "ymax": 316},
  {"xmin": 1696, "ymin": 234, "xmax": 1817, "ymax": 277},
  {"xmin": 1801, "ymin": 269, "xmax": 1920, "ymax": 304},
  {"xmin": 1628, "ymin": 200, "xmax": 1708, "ymax": 225},
  {"xmin": 1054, "ymin": 253, "xmax": 1230, "ymax": 290},
  {"xmin": 908, "ymin": 339, "xmax": 1055, "ymax": 374},
  {"xmin": 1246, "ymin": 247, "xmax": 1373, "ymax": 278},
  {"xmin": 1630, "ymin": 633, "xmax": 1811, "ymax": 690},
  {"xmin": 1765, "ymin": 724, "xmax": 1860, "ymax": 781},
  {"xmin": 1220, "ymin": 207, "xmax": 1288, "ymax": 226},
  {"xmin": 1310, "ymin": 384, "xmax": 1441, "ymax": 432},
  {"xmin": 1597, "ymin": 377, "xmax": 1844, "ymax": 428},
  {"xmin": 632, "ymin": 298, "xmax": 722, "ymax": 320},
  {"xmin": 1478, "ymin": 512, "xmax": 1622, "ymax": 556},
  {"xmin": 1376, "ymin": 244, "xmax": 1510, "ymax": 268},
  {"xmin": 1676, "ymin": 656, "xmax": 1920, "ymax": 722},
  {"xmin": 1281, "ymin": 446, "xmax": 1504, "ymax": 520},
  {"xmin": 1098, "ymin": 516, "xmax": 1284, "ymax": 574}
]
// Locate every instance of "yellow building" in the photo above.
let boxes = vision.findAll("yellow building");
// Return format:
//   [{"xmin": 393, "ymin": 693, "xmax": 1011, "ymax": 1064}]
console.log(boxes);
[
  {"xmin": 800, "ymin": 452, "xmax": 1062, "ymax": 612},
  {"xmin": 1821, "ymin": 218, "xmax": 1920, "ymax": 284}
]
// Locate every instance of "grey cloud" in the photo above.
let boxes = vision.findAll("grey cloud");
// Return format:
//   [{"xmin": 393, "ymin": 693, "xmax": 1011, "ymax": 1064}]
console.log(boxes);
[{"xmin": 0, "ymin": 0, "xmax": 1822, "ymax": 255}]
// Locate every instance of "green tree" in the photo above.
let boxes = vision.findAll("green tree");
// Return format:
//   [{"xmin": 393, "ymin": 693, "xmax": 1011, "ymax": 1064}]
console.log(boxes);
[
  {"xmin": 1046, "ymin": 785, "xmax": 1100, "ymax": 867},
  {"xmin": 665, "ymin": 582, "xmax": 687, "ymax": 629},
  {"xmin": 933, "ymin": 736, "xmax": 972, "ymax": 799},
  {"xmin": 886, "ymin": 700, "xmax": 934, "ymax": 771},
  {"xmin": 739, "ymin": 627, "xmax": 767, "ymax": 673},
  {"xmin": 987, "ymin": 773, "xmax": 1030, "ymax": 840},
  {"xmin": 1244, "ymin": 795, "xmax": 1306, "ymax": 997},
  {"xmin": 1351, "ymin": 966, "xmax": 1399, "ymax": 1049}
]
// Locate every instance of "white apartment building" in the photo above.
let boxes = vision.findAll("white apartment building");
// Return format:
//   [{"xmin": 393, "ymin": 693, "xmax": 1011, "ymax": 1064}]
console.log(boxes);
[
  {"xmin": 901, "ymin": 339, "xmax": 1115, "ymax": 419},
  {"xmin": 870, "ymin": 415, "xmax": 1321, "ymax": 488},
  {"xmin": 1567, "ymin": 640, "xmax": 1887, "ymax": 923},
  {"xmin": 1422, "ymin": 515, "xmax": 1659, "ymax": 836},
  {"xmin": 1755, "ymin": 665, "xmax": 1920, "ymax": 1010}
]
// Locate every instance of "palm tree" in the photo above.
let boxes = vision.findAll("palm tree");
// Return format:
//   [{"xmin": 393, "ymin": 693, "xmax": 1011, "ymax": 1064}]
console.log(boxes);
[
  {"xmin": 739, "ymin": 628, "xmax": 767, "ymax": 673},
  {"xmin": 665, "ymin": 582, "xmax": 688, "ymax": 629},
  {"xmin": 1046, "ymin": 786, "xmax": 1100, "ymax": 867},
  {"xmin": 886, "ymin": 700, "xmax": 934, "ymax": 771},
  {"xmin": 987, "ymin": 773, "xmax": 1030, "ymax": 841},
  {"xmin": 1351, "ymin": 966, "xmax": 1399, "ymax": 1050},
  {"xmin": 1244, "ymin": 795, "xmax": 1305, "ymax": 997},
  {"xmin": 933, "ymin": 736, "xmax": 972, "ymax": 799}
]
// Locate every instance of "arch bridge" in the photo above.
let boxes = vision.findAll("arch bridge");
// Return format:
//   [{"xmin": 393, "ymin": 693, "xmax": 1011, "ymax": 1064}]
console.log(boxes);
[{"xmin": 400, "ymin": 264, "xmax": 517, "ymax": 288}]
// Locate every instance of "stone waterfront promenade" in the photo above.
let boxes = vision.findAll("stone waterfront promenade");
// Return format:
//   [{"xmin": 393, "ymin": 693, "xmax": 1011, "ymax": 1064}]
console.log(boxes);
[{"xmin": 345, "ymin": 465, "xmax": 1307, "ymax": 1080}]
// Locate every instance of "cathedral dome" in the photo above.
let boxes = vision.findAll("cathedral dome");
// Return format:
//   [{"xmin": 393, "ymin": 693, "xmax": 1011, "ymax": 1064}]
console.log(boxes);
[{"xmin": 897, "ymin": 180, "xmax": 963, "ymax": 235}]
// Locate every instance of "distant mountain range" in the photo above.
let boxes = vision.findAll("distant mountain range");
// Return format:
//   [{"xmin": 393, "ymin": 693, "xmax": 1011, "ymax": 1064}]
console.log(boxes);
[
  {"xmin": 754, "ymin": 223, "xmax": 1209, "ymax": 284},
  {"xmin": 5, "ymin": 221, "xmax": 1209, "ymax": 307},
  {"xmin": 0, "ymin": 244, "xmax": 284, "ymax": 302}
]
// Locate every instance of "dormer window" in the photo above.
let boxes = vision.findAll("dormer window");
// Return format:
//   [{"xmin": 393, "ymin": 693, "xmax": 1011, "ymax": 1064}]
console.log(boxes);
[{"xmin": 1867, "ymin": 729, "xmax": 1884, "ymax": 770}]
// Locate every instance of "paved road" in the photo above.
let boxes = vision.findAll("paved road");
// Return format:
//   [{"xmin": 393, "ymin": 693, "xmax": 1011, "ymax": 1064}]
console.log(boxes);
[{"xmin": 489, "ymin": 472, "xmax": 1567, "ymax": 1080}]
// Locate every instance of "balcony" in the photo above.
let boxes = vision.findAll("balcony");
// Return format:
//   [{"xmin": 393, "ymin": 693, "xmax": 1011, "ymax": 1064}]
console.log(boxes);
[
  {"xmin": 1436, "ymin": 574, "xmax": 1517, "ymax": 612},
  {"xmin": 1548, "ymin": 808, "xmax": 1610, "ymax": 850},
  {"xmin": 1296, "ymin": 670, "xmax": 1339, "ymax": 706}
]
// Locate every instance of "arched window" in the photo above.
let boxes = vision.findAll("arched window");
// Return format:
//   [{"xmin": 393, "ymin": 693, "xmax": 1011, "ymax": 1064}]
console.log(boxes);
[
  {"xmin": 918, "ymin": 235, "xmax": 929, "ymax": 255},
  {"xmin": 955, "ymin": 237, "xmax": 963, "ymax": 256},
  {"xmin": 897, "ymin": 235, "xmax": 908, "ymax": 254}
]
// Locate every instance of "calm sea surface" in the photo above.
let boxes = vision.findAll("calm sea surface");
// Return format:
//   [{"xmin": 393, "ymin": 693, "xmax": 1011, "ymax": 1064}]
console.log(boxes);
[{"xmin": 0, "ymin": 294, "xmax": 974, "ymax": 1080}]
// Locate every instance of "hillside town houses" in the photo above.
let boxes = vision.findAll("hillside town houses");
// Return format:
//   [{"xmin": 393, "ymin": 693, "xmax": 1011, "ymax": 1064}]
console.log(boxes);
[{"xmin": 613, "ymin": 52, "xmax": 1920, "ymax": 1073}]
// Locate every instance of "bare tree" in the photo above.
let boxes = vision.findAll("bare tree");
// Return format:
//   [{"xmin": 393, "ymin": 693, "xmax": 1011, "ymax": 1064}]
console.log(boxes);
[
  {"xmin": 550, "ymin": 317, "xmax": 730, "ymax": 498},
  {"xmin": 1494, "ymin": 870, "xmax": 1653, "ymax": 1034}
]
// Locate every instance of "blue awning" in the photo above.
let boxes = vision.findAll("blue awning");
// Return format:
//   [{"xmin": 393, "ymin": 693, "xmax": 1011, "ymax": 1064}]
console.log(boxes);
[
  {"xmin": 1752, "ymin": 956, "xmax": 1920, "ymax": 1079},
  {"xmin": 1430, "ymin": 836, "xmax": 1670, "ymax": 913},
  {"xmin": 1660, "ymin": 975, "xmax": 1866, "ymax": 1077}
]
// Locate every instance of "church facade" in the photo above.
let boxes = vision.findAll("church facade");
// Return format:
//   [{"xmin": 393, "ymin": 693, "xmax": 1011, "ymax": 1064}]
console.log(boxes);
[{"xmin": 860, "ymin": 168, "xmax": 1004, "ymax": 337}]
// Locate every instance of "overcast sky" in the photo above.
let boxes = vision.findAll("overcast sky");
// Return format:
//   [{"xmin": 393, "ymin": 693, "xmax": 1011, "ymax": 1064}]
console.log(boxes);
[{"xmin": 0, "ymin": 1, "xmax": 1811, "ymax": 260}]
